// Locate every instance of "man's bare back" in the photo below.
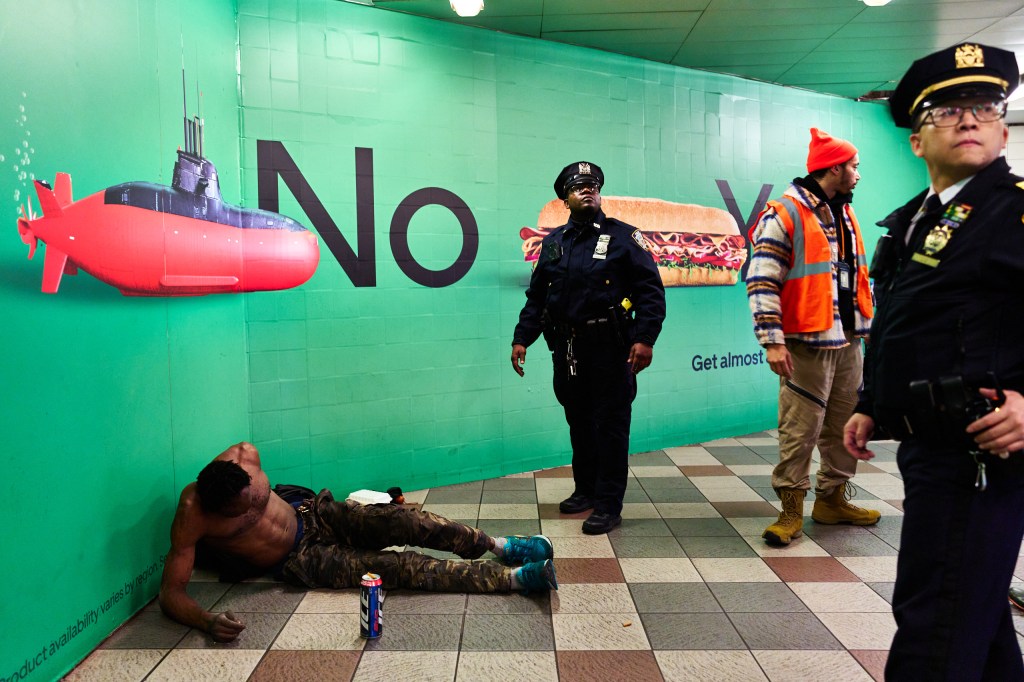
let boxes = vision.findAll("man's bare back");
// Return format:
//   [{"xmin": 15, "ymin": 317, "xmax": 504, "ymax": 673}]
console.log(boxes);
[
  {"xmin": 178, "ymin": 443, "xmax": 297, "ymax": 568},
  {"xmin": 159, "ymin": 442, "xmax": 301, "ymax": 641}
]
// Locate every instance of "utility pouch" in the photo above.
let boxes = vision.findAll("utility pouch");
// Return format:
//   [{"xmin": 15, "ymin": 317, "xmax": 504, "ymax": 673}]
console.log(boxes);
[
  {"xmin": 903, "ymin": 375, "xmax": 1003, "ymax": 450},
  {"xmin": 578, "ymin": 317, "xmax": 617, "ymax": 347},
  {"xmin": 602, "ymin": 307, "xmax": 624, "ymax": 347},
  {"xmin": 610, "ymin": 300, "xmax": 635, "ymax": 347},
  {"xmin": 869, "ymin": 234, "xmax": 896, "ymax": 280},
  {"xmin": 937, "ymin": 376, "xmax": 1003, "ymax": 435}
]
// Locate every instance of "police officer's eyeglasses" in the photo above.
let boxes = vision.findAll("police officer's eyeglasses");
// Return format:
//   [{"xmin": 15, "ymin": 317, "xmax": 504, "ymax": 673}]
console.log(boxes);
[
  {"xmin": 920, "ymin": 100, "xmax": 1007, "ymax": 128},
  {"xmin": 568, "ymin": 182, "xmax": 600, "ymax": 194}
]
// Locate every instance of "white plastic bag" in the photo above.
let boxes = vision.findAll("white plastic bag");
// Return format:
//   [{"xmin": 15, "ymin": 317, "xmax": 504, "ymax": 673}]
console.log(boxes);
[{"xmin": 346, "ymin": 489, "xmax": 392, "ymax": 505}]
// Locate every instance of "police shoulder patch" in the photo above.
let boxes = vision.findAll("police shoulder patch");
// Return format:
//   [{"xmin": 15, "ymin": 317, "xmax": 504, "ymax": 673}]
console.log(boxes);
[{"xmin": 631, "ymin": 229, "xmax": 651, "ymax": 251}]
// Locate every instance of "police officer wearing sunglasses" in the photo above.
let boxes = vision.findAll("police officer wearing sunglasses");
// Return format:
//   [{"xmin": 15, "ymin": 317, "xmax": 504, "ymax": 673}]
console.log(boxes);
[
  {"xmin": 843, "ymin": 43, "xmax": 1024, "ymax": 680},
  {"xmin": 511, "ymin": 162, "xmax": 666, "ymax": 535}
]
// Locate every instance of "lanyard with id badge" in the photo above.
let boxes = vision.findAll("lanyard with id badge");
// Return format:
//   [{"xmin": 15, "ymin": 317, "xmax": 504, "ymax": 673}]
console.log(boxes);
[
  {"xmin": 835, "ymin": 223, "xmax": 852, "ymax": 293},
  {"xmin": 835, "ymin": 261, "xmax": 852, "ymax": 292}
]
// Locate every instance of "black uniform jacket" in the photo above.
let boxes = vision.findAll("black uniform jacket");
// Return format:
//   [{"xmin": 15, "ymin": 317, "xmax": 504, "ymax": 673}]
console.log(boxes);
[
  {"xmin": 512, "ymin": 209, "xmax": 666, "ymax": 349},
  {"xmin": 859, "ymin": 157, "xmax": 1024, "ymax": 426}
]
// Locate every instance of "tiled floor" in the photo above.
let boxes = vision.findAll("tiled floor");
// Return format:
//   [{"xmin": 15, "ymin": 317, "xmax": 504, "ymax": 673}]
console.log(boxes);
[{"xmin": 63, "ymin": 432, "xmax": 1024, "ymax": 681}]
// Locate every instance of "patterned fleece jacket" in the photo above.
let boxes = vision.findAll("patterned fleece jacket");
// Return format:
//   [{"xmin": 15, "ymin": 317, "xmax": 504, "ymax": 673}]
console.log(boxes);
[{"xmin": 746, "ymin": 181, "xmax": 871, "ymax": 349}]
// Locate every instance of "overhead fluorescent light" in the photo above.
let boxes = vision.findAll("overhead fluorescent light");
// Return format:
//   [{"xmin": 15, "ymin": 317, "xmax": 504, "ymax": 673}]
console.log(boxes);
[
  {"xmin": 861, "ymin": 0, "xmax": 892, "ymax": 5},
  {"xmin": 450, "ymin": 0, "xmax": 484, "ymax": 17}
]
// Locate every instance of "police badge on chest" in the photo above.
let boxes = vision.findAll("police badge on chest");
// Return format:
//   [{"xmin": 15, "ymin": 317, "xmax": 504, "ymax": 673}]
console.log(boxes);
[
  {"xmin": 593, "ymin": 234, "xmax": 610, "ymax": 260},
  {"xmin": 911, "ymin": 203, "xmax": 972, "ymax": 268}
]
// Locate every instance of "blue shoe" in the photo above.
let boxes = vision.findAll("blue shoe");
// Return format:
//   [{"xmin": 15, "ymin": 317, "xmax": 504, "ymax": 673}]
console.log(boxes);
[
  {"xmin": 516, "ymin": 559, "xmax": 558, "ymax": 594},
  {"xmin": 501, "ymin": 535, "xmax": 554, "ymax": 565},
  {"xmin": 1010, "ymin": 586, "xmax": 1024, "ymax": 611}
]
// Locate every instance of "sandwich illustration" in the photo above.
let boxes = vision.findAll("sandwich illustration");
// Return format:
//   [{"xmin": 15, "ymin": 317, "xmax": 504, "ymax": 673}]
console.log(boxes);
[{"xmin": 520, "ymin": 197, "xmax": 747, "ymax": 286}]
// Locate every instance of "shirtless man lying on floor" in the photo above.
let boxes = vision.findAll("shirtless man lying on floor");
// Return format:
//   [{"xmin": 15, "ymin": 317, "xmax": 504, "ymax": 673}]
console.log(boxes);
[{"xmin": 158, "ymin": 442, "xmax": 557, "ymax": 641}]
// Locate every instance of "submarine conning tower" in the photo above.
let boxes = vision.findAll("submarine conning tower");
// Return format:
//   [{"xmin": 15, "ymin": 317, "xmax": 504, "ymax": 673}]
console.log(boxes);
[
  {"xmin": 173, "ymin": 73, "xmax": 222, "ymax": 202},
  {"xmin": 172, "ymin": 148, "xmax": 222, "ymax": 202},
  {"xmin": 172, "ymin": 111, "xmax": 222, "ymax": 201}
]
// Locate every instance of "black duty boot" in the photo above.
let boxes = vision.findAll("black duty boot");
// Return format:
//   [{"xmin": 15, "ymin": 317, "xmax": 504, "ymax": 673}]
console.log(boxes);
[
  {"xmin": 582, "ymin": 511, "xmax": 622, "ymax": 535},
  {"xmin": 559, "ymin": 493, "xmax": 594, "ymax": 514}
]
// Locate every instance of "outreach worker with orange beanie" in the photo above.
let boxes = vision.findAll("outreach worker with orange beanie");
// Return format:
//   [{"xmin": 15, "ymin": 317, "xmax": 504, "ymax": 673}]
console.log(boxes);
[{"xmin": 746, "ymin": 128, "xmax": 879, "ymax": 546}]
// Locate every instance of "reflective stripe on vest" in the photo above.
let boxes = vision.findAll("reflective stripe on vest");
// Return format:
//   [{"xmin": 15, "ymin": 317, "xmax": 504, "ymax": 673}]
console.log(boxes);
[
  {"xmin": 769, "ymin": 197, "xmax": 873, "ymax": 334},
  {"xmin": 779, "ymin": 197, "xmax": 832, "ymax": 281}
]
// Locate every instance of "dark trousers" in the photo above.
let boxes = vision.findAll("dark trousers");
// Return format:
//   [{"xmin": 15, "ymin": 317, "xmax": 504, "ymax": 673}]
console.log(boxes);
[
  {"xmin": 887, "ymin": 440, "xmax": 1024, "ymax": 681},
  {"xmin": 552, "ymin": 338, "xmax": 636, "ymax": 516},
  {"xmin": 281, "ymin": 490, "xmax": 510, "ymax": 593}
]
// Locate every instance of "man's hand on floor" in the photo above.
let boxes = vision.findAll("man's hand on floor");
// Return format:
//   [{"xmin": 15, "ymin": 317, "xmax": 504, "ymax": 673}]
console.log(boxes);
[{"xmin": 208, "ymin": 610, "xmax": 245, "ymax": 642}]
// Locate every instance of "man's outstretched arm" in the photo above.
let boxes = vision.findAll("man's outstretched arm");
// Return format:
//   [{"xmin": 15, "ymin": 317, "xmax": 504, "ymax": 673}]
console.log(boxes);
[{"xmin": 158, "ymin": 496, "xmax": 245, "ymax": 641}]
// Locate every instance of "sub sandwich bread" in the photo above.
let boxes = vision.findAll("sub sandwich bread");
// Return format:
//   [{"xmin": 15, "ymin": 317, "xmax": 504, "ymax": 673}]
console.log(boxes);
[{"xmin": 519, "ymin": 197, "xmax": 748, "ymax": 287}]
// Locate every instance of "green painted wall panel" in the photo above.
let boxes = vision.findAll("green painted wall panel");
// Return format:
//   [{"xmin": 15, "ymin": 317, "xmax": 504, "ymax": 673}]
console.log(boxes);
[
  {"xmin": 0, "ymin": 1, "xmax": 247, "ymax": 679},
  {"xmin": 238, "ymin": 0, "xmax": 922, "ymax": 495}
]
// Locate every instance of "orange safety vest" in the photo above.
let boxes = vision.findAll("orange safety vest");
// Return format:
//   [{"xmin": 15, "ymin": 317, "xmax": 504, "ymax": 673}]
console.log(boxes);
[{"xmin": 751, "ymin": 197, "xmax": 873, "ymax": 334}]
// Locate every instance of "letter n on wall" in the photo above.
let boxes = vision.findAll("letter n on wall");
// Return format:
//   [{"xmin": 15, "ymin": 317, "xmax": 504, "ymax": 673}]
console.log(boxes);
[{"xmin": 257, "ymin": 140, "xmax": 376, "ymax": 287}]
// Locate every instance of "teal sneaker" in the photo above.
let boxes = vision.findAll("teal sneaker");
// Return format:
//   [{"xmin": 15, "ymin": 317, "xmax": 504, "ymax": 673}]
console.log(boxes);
[
  {"xmin": 501, "ymin": 535, "xmax": 554, "ymax": 566},
  {"xmin": 1010, "ymin": 586, "xmax": 1024, "ymax": 611},
  {"xmin": 516, "ymin": 559, "xmax": 558, "ymax": 594}
]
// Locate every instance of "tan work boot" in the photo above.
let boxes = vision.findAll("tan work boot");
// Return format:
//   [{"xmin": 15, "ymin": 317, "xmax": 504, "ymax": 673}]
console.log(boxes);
[
  {"xmin": 762, "ymin": 488, "xmax": 806, "ymax": 545},
  {"xmin": 811, "ymin": 482, "xmax": 881, "ymax": 525}
]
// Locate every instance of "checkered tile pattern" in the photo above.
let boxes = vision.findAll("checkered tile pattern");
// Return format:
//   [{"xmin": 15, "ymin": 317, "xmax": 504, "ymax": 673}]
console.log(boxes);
[{"xmin": 64, "ymin": 432, "xmax": 1024, "ymax": 681}]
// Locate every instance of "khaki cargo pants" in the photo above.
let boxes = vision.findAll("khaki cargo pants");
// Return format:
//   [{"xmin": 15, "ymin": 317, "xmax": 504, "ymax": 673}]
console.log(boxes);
[
  {"xmin": 281, "ymin": 490, "xmax": 512, "ymax": 592},
  {"xmin": 773, "ymin": 336, "xmax": 863, "ymax": 493}
]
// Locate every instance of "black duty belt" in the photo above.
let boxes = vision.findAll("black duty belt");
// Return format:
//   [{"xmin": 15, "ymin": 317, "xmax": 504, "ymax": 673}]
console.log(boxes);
[
  {"xmin": 876, "ymin": 408, "xmax": 971, "ymax": 448},
  {"xmin": 875, "ymin": 411, "xmax": 915, "ymax": 441},
  {"xmin": 550, "ymin": 317, "xmax": 615, "ymax": 340}
]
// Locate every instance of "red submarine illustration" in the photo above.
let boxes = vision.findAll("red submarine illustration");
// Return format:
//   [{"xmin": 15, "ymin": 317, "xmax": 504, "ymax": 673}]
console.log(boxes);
[{"xmin": 16, "ymin": 85, "xmax": 319, "ymax": 296}]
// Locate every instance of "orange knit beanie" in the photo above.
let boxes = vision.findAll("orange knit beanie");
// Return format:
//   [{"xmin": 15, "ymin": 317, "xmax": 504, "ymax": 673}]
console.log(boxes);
[{"xmin": 806, "ymin": 127, "xmax": 857, "ymax": 173}]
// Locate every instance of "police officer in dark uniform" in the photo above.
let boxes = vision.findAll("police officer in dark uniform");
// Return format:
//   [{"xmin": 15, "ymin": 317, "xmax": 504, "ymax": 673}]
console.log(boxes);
[
  {"xmin": 843, "ymin": 44, "xmax": 1024, "ymax": 680},
  {"xmin": 511, "ymin": 162, "xmax": 666, "ymax": 535}
]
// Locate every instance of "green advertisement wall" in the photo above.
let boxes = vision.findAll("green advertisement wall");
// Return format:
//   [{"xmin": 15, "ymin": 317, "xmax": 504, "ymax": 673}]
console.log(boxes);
[
  {"xmin": 235, "ymin": 0, "xmax": 924, "ymax": 491},
  {"xmin": 0, "ymin": 0, "xmax": 925, "ymax": 678}
]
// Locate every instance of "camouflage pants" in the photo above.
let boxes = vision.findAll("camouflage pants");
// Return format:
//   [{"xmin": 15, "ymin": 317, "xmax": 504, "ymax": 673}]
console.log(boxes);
[{"xmin": 280, "ymin": 489, "xmax": 512, "ymax": 593}]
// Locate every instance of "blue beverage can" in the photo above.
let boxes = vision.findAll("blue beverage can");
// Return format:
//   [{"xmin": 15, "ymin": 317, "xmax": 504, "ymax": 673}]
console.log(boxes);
[{"xmin": 359, "ymin": 572, "xmax": 384, "ymax": 638}]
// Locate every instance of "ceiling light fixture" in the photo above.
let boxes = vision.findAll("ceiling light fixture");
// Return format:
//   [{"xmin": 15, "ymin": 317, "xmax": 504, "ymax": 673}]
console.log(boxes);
[
  {"xmin": 861, "ymin": 0, "xmax": 892, "ymax": 5},
  {"xmin": 450, "ymin": 0, "xmax": 484, "ymax": 17}
]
